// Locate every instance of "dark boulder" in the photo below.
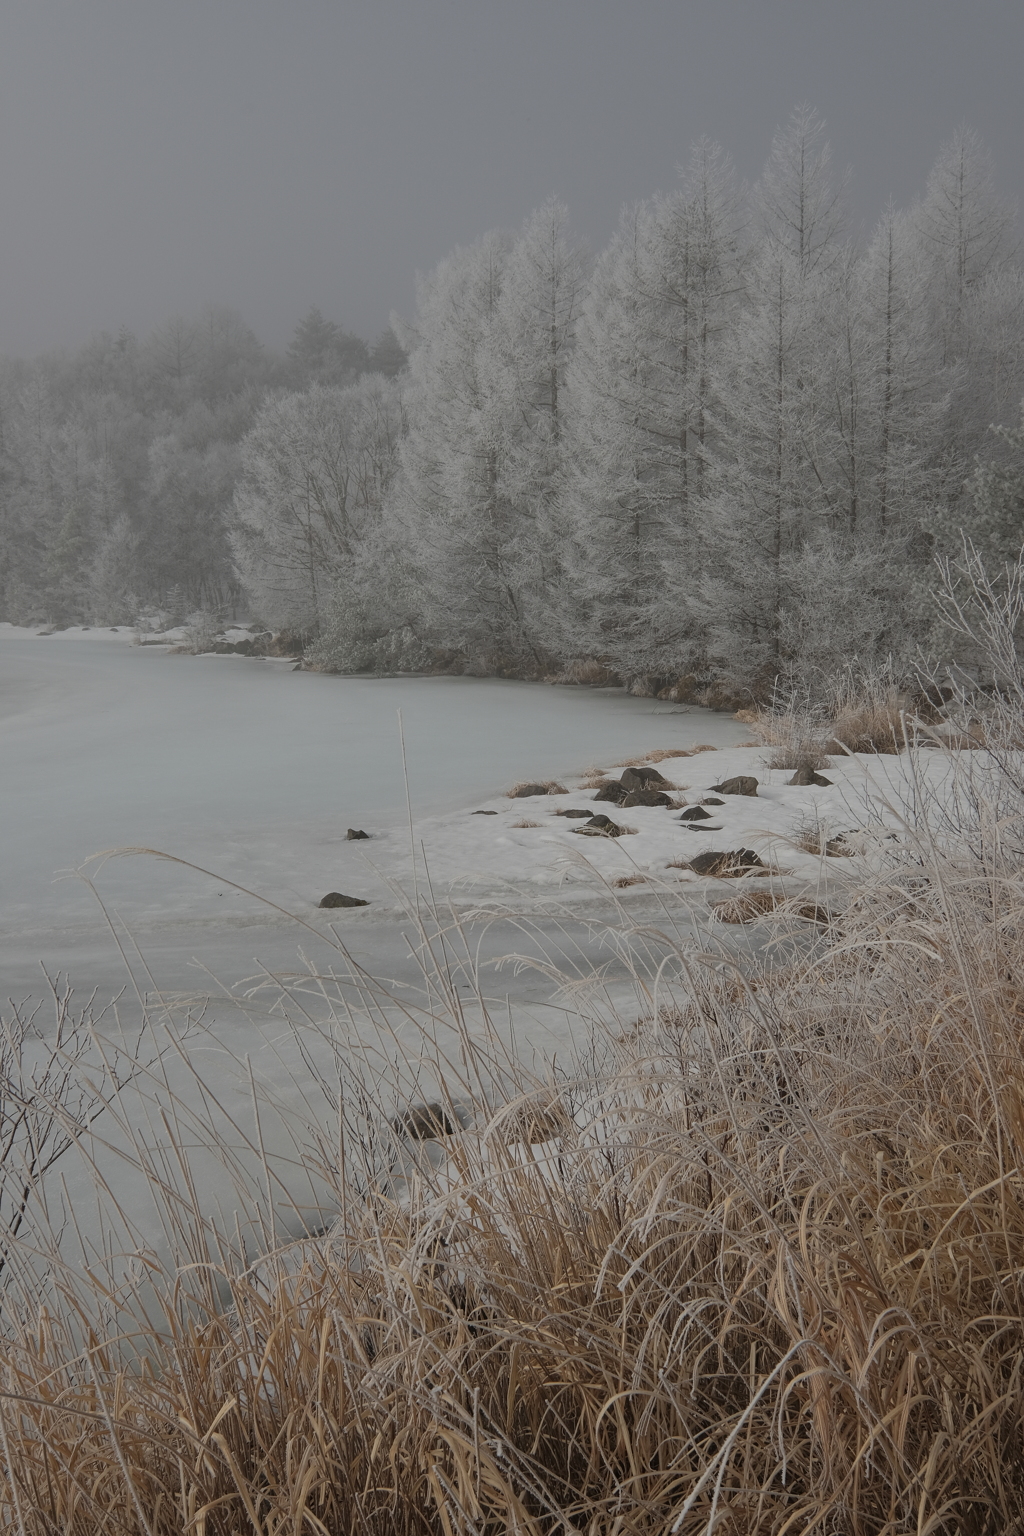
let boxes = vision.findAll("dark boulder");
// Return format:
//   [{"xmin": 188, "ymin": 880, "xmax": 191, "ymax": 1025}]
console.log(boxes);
[
  {"xmin": 511, "ymin": 782, "xmax": 551, "ymax": 798},
  {"xmin": 709, "ymin": 776, "xmax": 758, "ymax": 797},
  {"xmin": 318, "ymin": 891, "xmax": 370, "ymax": 908},
  {"xmin": 679, "ymin": 805, "xmax": 714, "ymax": 821},
  {"xmin": 620, "ymin": 765, "xmax": 672, "ymax": 791},
  {"xmin": 622, "ymin": 788, "xmax": 673, "ymax": 807},
  {"xmin": 701, "ymin": 796, "xmax": 725, "ymax": 806},
  {"xmin": 689, "ymin": 848, "xmax": 766, "ymax": 877},
  {"xmin": 212, "ymin": 639, "xmax": 259, "ymax": 655},
  {"xmin": 393, "ymin": 1102, "xmax": 456, "ymax": 1140},
  {"xmin": 572, "ymin": 814, "xmax": 622, "ymax": 837},
  {"xmin": 346, "ymin": 827, "xmax": 370, "ymax": 840},
  {"xmin": 592, "ymin": 780, "xmax": 629, "ymax": 804},
  {"xmin": 787, "ymin": 765, "xmax": 832, "ymax": 787},
  {"xmin": 471, "ymin": 809, "xmax": 498, "ymax": 815},
  {"xmin": 556, "ymin": 808, "xmax": 594, "ymax": 818}
]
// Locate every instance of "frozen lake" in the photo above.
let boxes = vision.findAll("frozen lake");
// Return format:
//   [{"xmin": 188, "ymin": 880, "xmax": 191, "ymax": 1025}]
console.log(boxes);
[
  {"xmin": 2, "ymin": 628, "xmax": 756, "ymax": 1264},
  {"xmin": 2, "ymin": 629, "xmax": 748, "ymax": 1022}
]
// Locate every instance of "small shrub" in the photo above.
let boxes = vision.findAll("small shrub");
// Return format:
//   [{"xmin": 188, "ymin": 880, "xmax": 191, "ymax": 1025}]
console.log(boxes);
[
  {"xmin": 178, "ymin": 609, "xmax": 221, "ymax": 654},
  {"xmin": 511, "ymin": 819, "xmax": 542, "ymax": 828},
  {"xmin": 768, "ymin": 741, "xmax": 832, "ymax": 772}
]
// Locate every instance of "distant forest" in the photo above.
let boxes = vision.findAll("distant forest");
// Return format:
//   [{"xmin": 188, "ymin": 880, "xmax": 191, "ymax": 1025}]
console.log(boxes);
[{"xmin": 3, "ymin": 108, "xmax": 1023, "ymax": 700}]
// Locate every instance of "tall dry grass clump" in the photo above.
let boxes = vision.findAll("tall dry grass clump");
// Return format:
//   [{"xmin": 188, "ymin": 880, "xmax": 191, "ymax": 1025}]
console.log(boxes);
[
  {"xmin": 7, "ymin": 826, "xmax": 1024, "ymax": 1534},
  {"xmin": 5, "ymin": 555, "xmax": 1024, "ymax": 1532},
  {"xmin": 742, "ymin": 668, "xmax": 918, "ymax": 765}
]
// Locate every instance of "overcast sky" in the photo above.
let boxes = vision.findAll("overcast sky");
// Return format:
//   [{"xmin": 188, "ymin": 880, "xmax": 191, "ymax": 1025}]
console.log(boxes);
[{"xmin": 1, "ymin": 0, "xmax": 1021, "ymax": 359}]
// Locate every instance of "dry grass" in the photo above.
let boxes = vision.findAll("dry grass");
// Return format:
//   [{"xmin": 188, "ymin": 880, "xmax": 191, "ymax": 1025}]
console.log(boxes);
[
  {"xmin": 550, "ymin": 657, "xmax": 622, "ymax": 686},
  {"xmin": 710, "ymin": 889, "xmax": 780, "ymax": 921},
  {"xmin": 743, "ymin": 675, "xmax": 929, "ymax": 762},
  {"xmin": 616, "ymin": 746, "xmax": 717, "ymax": 767},
  {"xmin": 612, "ymin": 873, "xmax": 648, "ymax": 888},
  {"xmin": 826, "ymin": 686, "xmax": 913, "ymax": 754},
  {"xmin": 616, "ymin": 748, "xmax": 691, "ymax": 766},
  {"xmin": 510, "ymin": 818, "xmax": 542, "ymax": 828},
  {"xmin": 9, "ymin": 619, "xmax": 1024, "ymax": 1529},
  {"xmin": 712, "ymin": 891, "xmax": 834, "ymax": 925},
  {"xmin": 790, "ymin": 816, "xmax": 859, "ymax": 857},
  {"xmin": 735, "ymin": 706, "xmax": 833, "ymax": 772}
]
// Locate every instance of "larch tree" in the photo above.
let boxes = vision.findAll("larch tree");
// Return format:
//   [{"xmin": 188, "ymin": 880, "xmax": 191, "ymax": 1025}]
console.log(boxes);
[
  {"xmin": 560, "ymin": 142, "xmax": 744, "ymax": 684},
  {"xmin": 698, "ymin": 108, "xmax": 847, "ymax": 689},
  {"xmin": 484, "ymin": 197, "xmax": 588, "ymax": 658},
  {"xmin": 390, "ymin": 231, "xmax": 532, "ymax": 667}
]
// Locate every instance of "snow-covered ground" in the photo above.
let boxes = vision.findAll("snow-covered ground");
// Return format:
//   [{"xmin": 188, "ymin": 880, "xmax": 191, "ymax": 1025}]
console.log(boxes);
[{"xmin": 0, "ymin": 624, "xmax": 927, "ymax": 1263}]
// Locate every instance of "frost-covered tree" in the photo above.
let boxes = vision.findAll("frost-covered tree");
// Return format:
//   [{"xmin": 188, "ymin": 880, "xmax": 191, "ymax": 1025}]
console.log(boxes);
[
  {"xmin": 966, "ymin": 405, "xmax": 1024, "ymax": 567},
  {"xmin": 559, "ymin": 142, "xmax": 744, "ymax": 681},
  {"xmin": 757, "ymin": 104, "xmax": 847, "ymax": 279},
  {"xmin": 484, "ymin": 198, "xmax": 588, "ymax": 650},
  {"xmin": 698, "ymin": 241, "xmax": 822, "ymax": 685},
  {"xmin": 287, "ymin": 307, "xmax": 370, "ymax": 387},
  {"xmin": 232, "ymin": 376, "xmax": 404, "ymax": 636},
  {"xmin": 390, "ymin": 231, "xmax": 529, "ymax": 665},
  {"xmin": 695, "ymin": 113, "xmax": 849, "ymax": 687},
  {"xmin": 914, "ymin": 126, "xmax": 1018, "ymax": 368}
]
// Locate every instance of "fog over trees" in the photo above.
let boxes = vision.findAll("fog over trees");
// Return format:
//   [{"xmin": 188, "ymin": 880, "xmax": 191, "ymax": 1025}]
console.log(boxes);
[{"xmin": 2, "ymin": 109, "xmax": 1022, "ymax": 698}]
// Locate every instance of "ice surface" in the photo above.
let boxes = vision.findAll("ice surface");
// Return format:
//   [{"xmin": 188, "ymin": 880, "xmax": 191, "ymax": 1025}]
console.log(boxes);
[
  {"xmin": 2, "ymin": 629, "xmax": 747, "ymax": 996},
  {"xmin": 0, "ymin": 628, "xmax": 936, "ymax": 1265}
]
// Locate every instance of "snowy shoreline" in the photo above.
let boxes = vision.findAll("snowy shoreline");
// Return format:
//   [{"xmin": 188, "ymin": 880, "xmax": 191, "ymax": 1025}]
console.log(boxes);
[{"xmin": 1, "ymin": 621, "xmax": 928, "ymax": 942}]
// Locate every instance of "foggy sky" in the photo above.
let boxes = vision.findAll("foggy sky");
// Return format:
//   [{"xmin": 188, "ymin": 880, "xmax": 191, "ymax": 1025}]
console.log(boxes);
[{"xmin": 1, "ymin": 0, "xmax": 1021, "ymax": 359}]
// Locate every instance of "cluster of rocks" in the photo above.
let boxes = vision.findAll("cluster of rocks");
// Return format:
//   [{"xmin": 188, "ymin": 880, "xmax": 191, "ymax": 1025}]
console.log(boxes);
[
  {"xmin": 593, "ymin": 765, "xmax": 675, "ymax": 807},
  {"xmin": 316, "ymin": 754, "xmax": 846, "ymax": 910},
  {"xmin": 571, "ymin": 813, "xmax": 628, "ymax": 838}
]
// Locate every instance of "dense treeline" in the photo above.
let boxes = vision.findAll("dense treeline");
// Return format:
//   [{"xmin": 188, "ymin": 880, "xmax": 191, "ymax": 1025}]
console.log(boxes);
[
  {"xmin": 233, "ymin": 111, "xmax": 1024, "ymax": 698},
  {"xmin": 3, "ymin": 109, "xmax": 1023, "ymax": 698},
  {"xmin": 0, "ymin": 306, "xmax": 403, "ymax": 626}
]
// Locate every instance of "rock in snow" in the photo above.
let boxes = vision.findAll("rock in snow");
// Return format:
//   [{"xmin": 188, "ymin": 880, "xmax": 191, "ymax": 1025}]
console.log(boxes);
[
  {"xmin": 787, "ymin": 765, "xmax": 833, "ymax": 787},
  {"xmin": 709, "ymin": 775, "xmax": 759, "ymax": 797},
  {"xmin": 619, "ymin": 765, "xmax": 673, "ymax": 791},
  {"xmin": 318, "ymin": 891, "xmax": 370, "ymax": 908},
  {"xmin": 592, "ymin": 780, "xmax": 629, "ymax": 804},
  {"xmin": 572, "ymin": 814, "xmax": 623, "ymax": 837},
  {"xmin": 689, "ymin": 848, "xmax": 765, "ymax": 877},
  {"xmin": 621, "ymin": 788, "xmax": 673, "ymax": 807},
  {"xmin": 393, "ymin": 1102, "xmax": 457, "ymax": 1140}
]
